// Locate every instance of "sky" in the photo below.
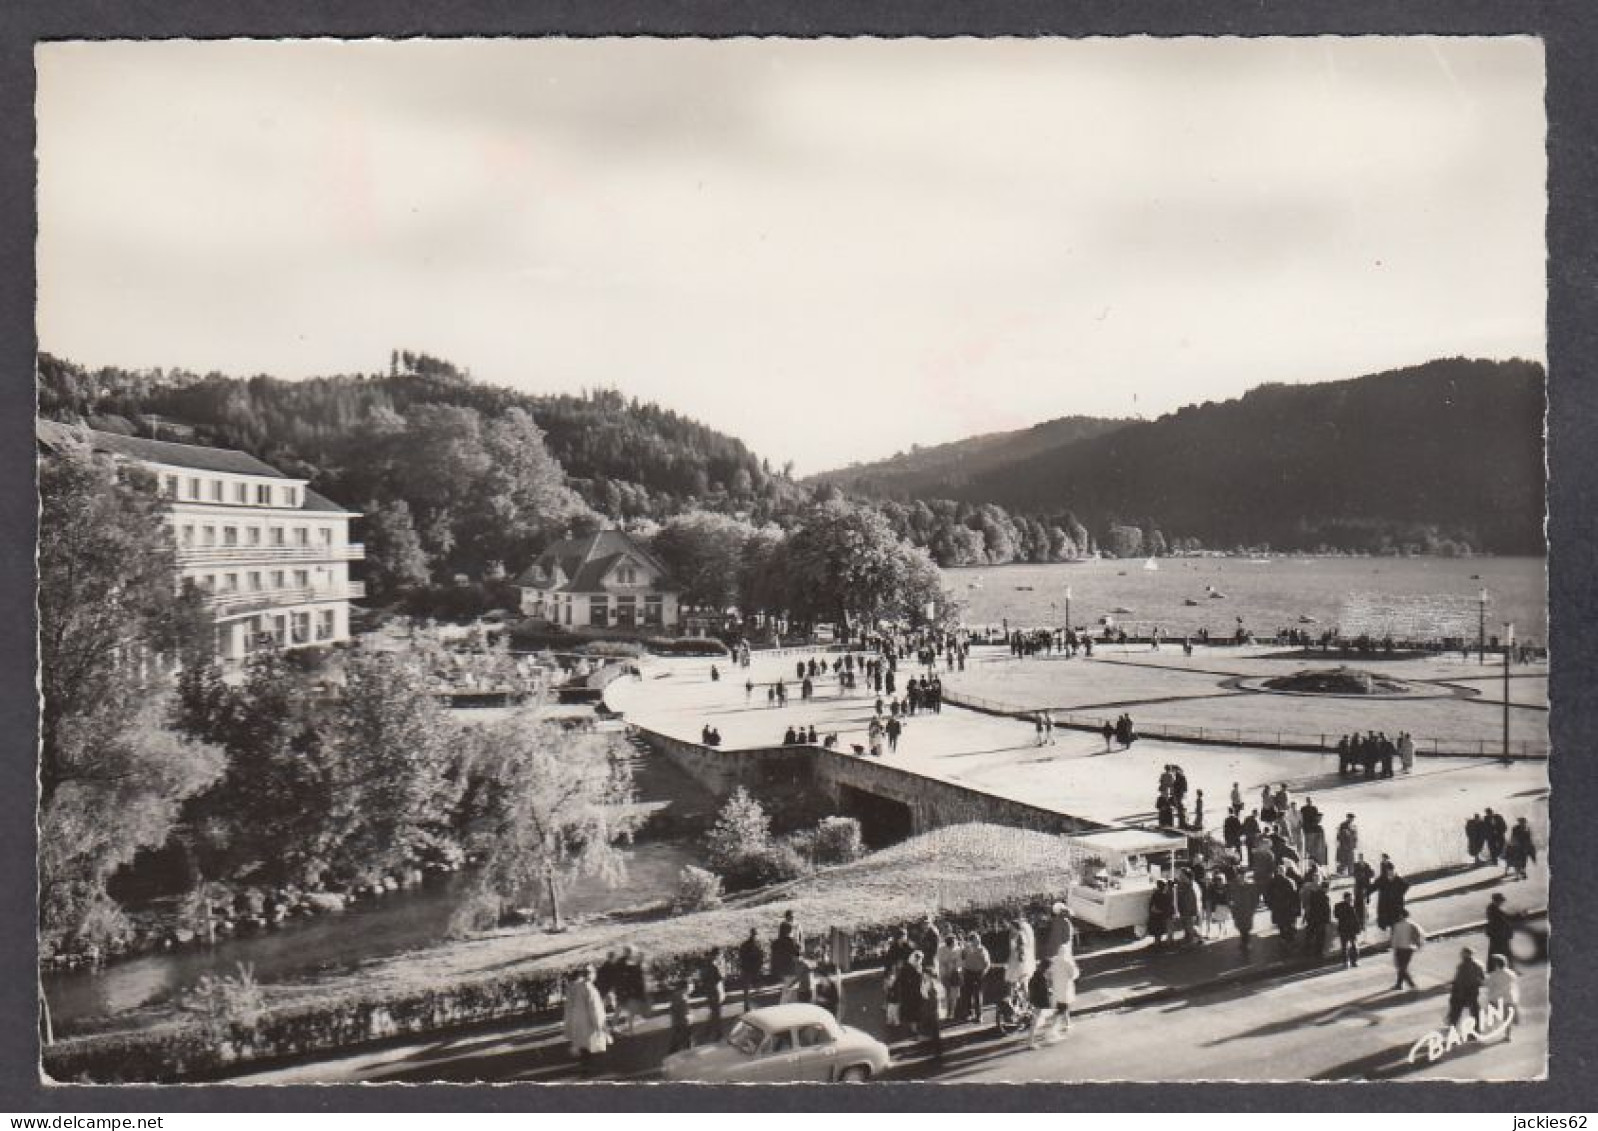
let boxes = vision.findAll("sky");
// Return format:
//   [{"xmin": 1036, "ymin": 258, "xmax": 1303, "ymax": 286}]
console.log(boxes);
[{"xmin": 36, "ymin": 37, "xmax": 1546, "ymax": 475}]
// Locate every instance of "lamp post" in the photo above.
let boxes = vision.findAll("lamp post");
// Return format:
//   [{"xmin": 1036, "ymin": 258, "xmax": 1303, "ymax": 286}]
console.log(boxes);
[
  {"xmin": 1478, "ymin": 588, "xmax": 1488, "ymax": 665},
  {"xmin": 1065, "ymin": 585, "xmax": 1072, "ymax": 633},
  {"xmin": 1503, "ymin": 621, "xmax": 1513, "ymax": 762}
]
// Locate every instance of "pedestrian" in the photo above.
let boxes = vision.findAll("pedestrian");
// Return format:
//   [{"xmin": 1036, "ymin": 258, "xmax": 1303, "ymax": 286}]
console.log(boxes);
[
  {"xmin": 1265, "ymin": 865, "xmax": 1301, "ymax": 946},
  {"xmin": 1229, "ymin": 870, "xmax": 1260, "ymax": 953},
  {"xmin": 1466, "ymin": 813, "xmax": 1486, "ymax": 864},
  {"xmin": 1283, "ymin": 801, "xmax": 1304, "ymax": 856},
  {"xmin": 737, "ymin": 928, "xmax": 764, "ymax": 1012},
  {"xmin": 1372, "ymin": 861, "xmax": 1410, "ymax": 933},
  {"xmin": 893, "ymin": 951, "xmax": 926, "ymax": 1039},
  {"xmin": 1485, "ymin": 954, "xmax": 1521, "ymax": 1041},
  {"xmin": 917, "ymin": 960, "xmax": 945, "ymax": 1058},
  {"xmin": 563, "ymin": 966, "xmax": 611, "ymax": 1074},
  {"xmin": 1045, "ymin": 945, "xmax": 1080, "ymax": 1042},
  {"xmin": 745, "ymin": 678, "xmax": 754, "ymax": 704},
  {"xmin": 1005, "ymin": 915, "xmax": 1037, "ymax": 993},
  {"xmin": 1484, "ymin": 808, "xmax": 1508, "ymax": 866},
  {"xmin": 1192, "ymin": 789, "xmax": 1205, "ymax": 833},
  {"xmin": 1301, "ymin": 872, "xmax": 1331, "ymax": 957},
  {"xmin": 1147, "ymin": 879, "xmax": 1173, "ymax": 948},
  {"xmin": 1176, "ymin": 868, "xmax": 1203, "ymax": 947},
  {"xmin": 771, "ymin": 919, "xmax": 801, "ymax": 983},
  {"xmin": 1447, "ymin": 947, "xmax": 1486, "ymax": 1030},
  {"xmin": 1333, "ymin": 892, "xmax": 1361, "ymax": 968},
  {"xmin": 958, "ymin": 932, "xmax": 992, "ymax": 1024},
  {"xmin": 1506, "ymin": 817, "xmax": 1537, "ymax": 880},
  {"xmin": 1301, "ymin": 797, "xmax": 1327, "ymax": 867},
  {"xmin": 614, "ymin": 946, "xmax": 650, "ymax": 1034},
  {"xmin": 667, "ymin": 979, "xmax": 695, "ymax": 1054},
  {"xmin": 1102, "ymin": 720, "xmax": 1115, "ymax": 751},
  {"xmin": 1390, "ymin": 909, "xmax": 1426, "ymax": 991},
  {"xmin": 935, "ymin": 933, "xmax": 962, "ymax": 1020},
  {"xmin": 1336, "ymin": 814, "xmax": 1359, "ymax": 875},
  {"xmin": 1398, "ymin": 731, "xmax": 1415, "ymax": 773},
  {"xmin": 1025, "ymin": 955, "xmax": 1057, "ymax": 1048},
  {"xmin": 1204, "ymin": 867, "xmax": 1230, "ymax": 938},
  {"xmin": 1485, "ymin": 893, "xmax": 1515, "ymax": 968},
  {"xmin": 1223, "ymin": 809, "xmax": 1243, "ymax": 853},
  {"xmin": 1230, "ymin": 781, "xmax": 1243, "ymax": 813},
  {"xmin": 700, "ymin": 950, "xmax": 726, "ymax": 1041}
]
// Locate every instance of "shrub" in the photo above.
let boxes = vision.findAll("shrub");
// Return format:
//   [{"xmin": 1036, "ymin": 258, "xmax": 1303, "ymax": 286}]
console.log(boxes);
[
  {"xmin": 812, "ymin": 817, "xmax": 864, "ymax": 865},
  {"xmin": 644, "ymin": 637, "xmax": 728, "ymax": 657},
  {"xmin": 746, "ymin": 843, "xmax": 810, "ymax": 886},
  {"xmin": 178, "ymin": 963, "xmax": 264, "ymax": 1047},
  {"xmin": 673, "ymin": 865, "xmax": 724, "ymax": 912},
  {"xmin": 577, "ymin": 641, "xmax": 644, "ymax": 659},
  {"xmin": 705, "ymin": 788, "xmax": 772, "ymax": 875}
]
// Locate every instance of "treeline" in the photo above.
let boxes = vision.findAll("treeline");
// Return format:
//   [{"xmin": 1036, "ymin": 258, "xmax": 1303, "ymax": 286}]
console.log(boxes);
[
  {"xmin": 941, "ymin": 358, "xmax": 1546, "ymax": 556},
  {"xmin": 36, "ymin": 351, "xmax": 811, "ymax": 590}
]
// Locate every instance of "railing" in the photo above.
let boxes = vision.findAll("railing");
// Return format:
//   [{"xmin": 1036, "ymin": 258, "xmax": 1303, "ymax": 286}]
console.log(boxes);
[
  {"xmin": 177, "ymin": 544, "xmax": 364, "ymax": 565},
  {"xmin": 939, "ymin": 691, "xmax": 1549, "ymax": 760},
  {"xmin": 203, "ymin": 584, "xmax": 362, "ymax": 617}
]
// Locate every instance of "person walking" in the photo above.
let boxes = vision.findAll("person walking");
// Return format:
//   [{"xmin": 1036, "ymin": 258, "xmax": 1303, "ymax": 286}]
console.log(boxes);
[
  {"xmin": 1447, "ymin": 947, "xmax": 1486, "ymax": 1030},
  {"xmin": 1176, "ymin": 869, "xmax": 1203, "ymax": 948},
  {"xmin": 667, "ymin": 979, "xmax": 695, "ymax": 1054},
  {"xmin": 1230, "ymin": 781, "xmax": 1244, "ymax": 814},
  {"xmin": 737, "ymin": 928, "xmax": 765, "ymax": 1012},
  {"xmin": 699, "ymin": 950, "xmax": 727, "ymax": 1041},
  {"xmin": 1505, "ymin": 817, "xmax": 1537, "ymax": 880},
  {"xmin": 1005, "ymin": 916, "xmax": 1037, "ymax": 995},
  {"xmin": 1204, "ymin": 867, "xmax": 1230, "ymax": 938},
  {"xmin": 1044, "ymin": 945, "xmax": 1081, "ymax": 1042},
  {"xmin": 1147, "ymin": 879, "xmax": 1174, "ymax": 948},
  {"xmin": 1301, "ymin": 872, "xmax": 1331, "ymax": 957},
  {"xmin": 1102, "ymin": 719, "xmax": 1115, "ymax": 752},
  {"xmin": 958, "ymin": 932, "xmax": 992, "ymax": 1024},
  {"xmin": 1229, "ymin": 869, "xmax": 1260, "ymax": 954},
  {"xmin": 1466, "ymin": 813, "xmax": 1487, "ymax": 865},
  {"xmin": 1333, "ymin": 892, "xmax": 1361, "ymax": 968},
  {"xmin": 1265, "ymin": 865, "xmax": 1301, "ymax": 947},
  {"xmin": 1485, "ymin": 954, "xmax": 1521, "ymax": 1041},
  {"xmin": 1042, "ymin": 902, "xmax": 1075, "ymax": 962},
  {"xmin": 1390, "ymin": 909, "xmax": 1426, "ymax": 991},
  {"xmin": 1372, "ymin": 861, "xmax": 1411, "ymax": 933},
  {"xmin": 1483, "ymin": 808, "xmax": 1508, "ymax": 867},
  {"xmin": 935, "ymin": 933, "xmax": 963, "ymax": 1021},
  {"xmin": 563, "ymin": 967, "xmax": 611, "ymax": 1075},
  {"xmin": 1485, "ymin": 893, "xmax": 1516, "ymax": 969},
  {"xmin": 917, "ymin": 959, "xmax": 945, "ymax": 1059},
  {"xmin": 1301, "ymin": 797, "xmax": 1327, "ymax": 867},
  {"xmin": 1025, "ymin": 955, "xmax": 1057, "ymax": 1048},
  {"xmin": 1336, "ymin": 814, "xmax": 1360, "ymax": 876}
]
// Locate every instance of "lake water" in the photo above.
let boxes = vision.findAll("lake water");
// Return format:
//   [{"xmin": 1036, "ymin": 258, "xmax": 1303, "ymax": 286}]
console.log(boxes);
[{"xmin": 946, "ymin": 556, "xmax": 1547, "ymax": 645}]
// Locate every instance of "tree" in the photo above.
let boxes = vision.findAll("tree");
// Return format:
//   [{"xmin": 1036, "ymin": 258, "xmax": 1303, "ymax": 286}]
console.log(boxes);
[
  {"xmin": 325, "ymin": 652, "xmax": 461, "ymax": 882},
  {"xmin": 363, "ymin": 498, "xmax": 432, "ymax": 599},
  {"xmin": 1106, "ymin": 524, "xmax": 1144, "ymax": 559},
  {"xmin": 454, "ymin": 716, "xmax": 637, "ymax": 931},
  {"xmin": 38, "ymin": 439, "xmax": 220, "ymax": 947},
  {"xmin": 783, "ymin": 499, "xmax": 916, "ymax": 627},
  {"xmin": 651, "ymin": 511, "xmax": 756, "ymax": 610},
  {"xmin": 705, "ymin": 787, "xmax": 772, "ymax": 874}
]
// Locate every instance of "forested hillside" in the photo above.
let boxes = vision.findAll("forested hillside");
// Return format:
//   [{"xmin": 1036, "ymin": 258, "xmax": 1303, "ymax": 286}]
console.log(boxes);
[
  {"xmin": 949, "ymin": 358, "xmax": 1545, "ymax": 555},
  {"xmin": 805, "ymin": 415, "xmax": 1131, "ymax": 499}
]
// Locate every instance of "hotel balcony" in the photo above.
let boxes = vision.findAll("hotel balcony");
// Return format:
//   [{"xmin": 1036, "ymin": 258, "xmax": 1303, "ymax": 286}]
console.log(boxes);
[
  {"xmin": 204, "ymin": 581, "xmax": 365, "ymax": 619},
  {"xmin": 177, "ymin": 542, "xmax": 365, "ymax": 566}
]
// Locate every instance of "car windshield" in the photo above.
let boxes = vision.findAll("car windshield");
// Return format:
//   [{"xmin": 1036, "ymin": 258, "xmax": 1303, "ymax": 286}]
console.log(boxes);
[{"xmin": 726, "ymin": 1019, "xmax": 764, "ymax": 1056}]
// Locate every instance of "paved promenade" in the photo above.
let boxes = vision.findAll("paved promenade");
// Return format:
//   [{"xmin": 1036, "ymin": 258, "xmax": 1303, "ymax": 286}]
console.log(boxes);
[{"xmin": 608, "ymin": 648, "xmax": 1548, "ymax": 872}]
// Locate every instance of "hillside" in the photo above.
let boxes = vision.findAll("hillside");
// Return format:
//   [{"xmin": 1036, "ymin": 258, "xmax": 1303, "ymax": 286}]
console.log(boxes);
[
  {"xmin": 806, "ymin": 415, "xmax": 1131, "ymax": 499},
  {"xmin": 950, "ymin": 358, "xmax": 1545, "ymax": 555}
]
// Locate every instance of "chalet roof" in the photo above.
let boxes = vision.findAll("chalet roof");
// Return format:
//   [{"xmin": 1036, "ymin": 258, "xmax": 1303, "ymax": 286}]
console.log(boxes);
[
  {"xmin": 514, "ymin": 529, "xmax": 675, "ymax": 593},
  {"xmin": 37, "ymin": 419, "xmax": 289, "ymax": 479}
]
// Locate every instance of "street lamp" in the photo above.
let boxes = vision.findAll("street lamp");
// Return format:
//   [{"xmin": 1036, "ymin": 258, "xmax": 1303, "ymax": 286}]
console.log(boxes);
[
  {"xmin": 1478, "ymin": 588, "xmax": 1489, "ymax": 665},
  {"xmin": 1065, "ymin": 585, "xmax": 1072, "ymax": 633},
  {"xmin": 1503, "ymin": 621, "xmax": 1514, "ymax": 762}
]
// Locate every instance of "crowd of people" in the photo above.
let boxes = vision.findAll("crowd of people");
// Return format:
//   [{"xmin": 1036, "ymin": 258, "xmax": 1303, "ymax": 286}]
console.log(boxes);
[{"xmin": 1335, "ymin": 730, "xmax": 1417, "ymax": 777}]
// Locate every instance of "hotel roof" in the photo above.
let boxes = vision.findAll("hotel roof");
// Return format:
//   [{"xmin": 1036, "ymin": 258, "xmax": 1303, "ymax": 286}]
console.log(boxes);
[{"xmin": 37, "ymin": 418, "xmax": 289, "ymax": 479}]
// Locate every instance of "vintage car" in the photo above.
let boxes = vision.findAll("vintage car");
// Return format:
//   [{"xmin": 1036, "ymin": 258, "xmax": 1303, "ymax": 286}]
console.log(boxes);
[{"xmin": 660, "ymin": 1003, "xmax": 890, "ymax": 1083}]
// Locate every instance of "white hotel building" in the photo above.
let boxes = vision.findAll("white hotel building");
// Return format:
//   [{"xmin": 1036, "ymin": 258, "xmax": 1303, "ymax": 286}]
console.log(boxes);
[{"xmin": 39, "ymin": 420, "xmax": 365, "ymax": 663}]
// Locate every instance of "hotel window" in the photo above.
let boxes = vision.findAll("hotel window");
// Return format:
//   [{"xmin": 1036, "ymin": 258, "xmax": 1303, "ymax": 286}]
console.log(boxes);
[
  {"xmin": 222, "ymin": 573, "xmax": 238, "ymax": 593},
  {"xmin": 189, "ymin": 477, "xmax": 202, "ymax": 500},
  {"xmin": 211, "ymin": 480, "xmax": 224, "ymax": 502},
  {"xmin": 270, "ymin": 570, "xmax": 285, "ymax": 589},
  {"xmin": 292, "ymin": 612, "xmax": 311, "ymax": 645},
  {"xmin": 164, "ymin": 475, "xmax": 179, "ymax": 497},
  {"xmin": 319, "ymin": 528, "xmax": 333, "ymax": 546},
  {"xmin": 235, "ymin": 481, "xmax": 248, "ymax": 503},
  {"xmin": 296, "ymin": 527, "xmax": 310, "ymax": 546},
  {"xmin": 180, "ymin": 525, "xmax": 195, "ymax": 547},
  {"xmin": 256, "ymin": 484, "xmax": 272, "ymax": 505},
  {"xmin": 196, "ymin": 575, "xmax": 214, "ymax": 592},
  {"xmin": 316, "ymin": 609, "xmax": 336, "ymax": 641},
  {"xmin": 271, "ymin": 527, "xmax": 286, "ymax": 546},
  {"xmin": 247, "ymin": 572, "xmax": 262, "ymax": 592},
  {"xmin": 293, "ymin": 569, "xmax": 310, "ymax": 589},
  {"xmin": 284, "ymin": 487, "xmax": 299, "ymax": 508},
  {"xmin": 246, "ymin": 526, "xmax": 261, "ymax": 546},
  {"xmin": 202, "ymin": 526, "xmax": 217, "ymax": 547},
  {"xmin": 223, "ymin": 526, "xmax": 238, "ymax": 547}
]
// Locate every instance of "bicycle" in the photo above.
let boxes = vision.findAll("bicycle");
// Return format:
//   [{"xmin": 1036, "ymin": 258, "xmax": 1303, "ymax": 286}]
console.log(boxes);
[{"xmin": 993, "ymin": 980, "xmax": 1035, "ymax": 1037}]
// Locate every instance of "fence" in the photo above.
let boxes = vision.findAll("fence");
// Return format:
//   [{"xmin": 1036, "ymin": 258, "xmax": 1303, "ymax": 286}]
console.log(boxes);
[{"xmin": 941, "ymin": 690, "xmax": 1548, "ymax": 760}]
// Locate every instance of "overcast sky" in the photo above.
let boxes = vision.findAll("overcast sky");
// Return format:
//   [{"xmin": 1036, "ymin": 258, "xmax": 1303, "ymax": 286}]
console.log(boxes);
[{"xmin": 36, "ymin": 37, "xmax": 1545, "ymax": 474}]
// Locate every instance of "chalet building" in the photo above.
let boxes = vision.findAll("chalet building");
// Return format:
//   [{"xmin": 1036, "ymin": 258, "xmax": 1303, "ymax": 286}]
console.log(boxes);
[
  {"xmin": 38, "ymin": 420, "xmax": 365, "ymax": 662},
  {"xmin": 515, "ymin": 529, "xmax": 680, "ymax": 631}
]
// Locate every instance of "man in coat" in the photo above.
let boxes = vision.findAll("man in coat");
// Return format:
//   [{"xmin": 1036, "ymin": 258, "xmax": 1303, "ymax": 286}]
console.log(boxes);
[
  {"xmin": 1265, "ymin": 865, "xmax": 1302, "ymax": 946},
  {"xmin": 1483, "ymin": 809, "xmax": 1508, "ymax": 866},
  {"xmin": 1336, "ymin": 814, "xmax": 1360, "ymax": 875},
  {"xmin": 1333, "ymin": 892, "xmax": 1362, "ymax": 968},
  {"xmin": 1372, "ymin": 861, "xmax": 1411, "ymax": 932},
  {"xmin": 1448, "ymin": 947, "xmax": 1487, "ymax": 1029},
  {"xmin": 1229, "ymin": 869, "xmax": 1261, "ymax": 953},
  {"xmin": 1390, "ymin": 909, "xmax": 1426, "ymax": 991},
  {"xmin": 1300, "ymin": 797, "xmax": 1327, "ymax": 866},
  {"xmin": 1485, "ymin": 893, "xmax": 1516, "ymax": 968},
  {"xmin": 1301, "ymin": 872, "xmax": 1332, "ymax": 957},
  {"xmin": 1465, "ymin": 813, "xmax": 1486, "ymax": 864}
]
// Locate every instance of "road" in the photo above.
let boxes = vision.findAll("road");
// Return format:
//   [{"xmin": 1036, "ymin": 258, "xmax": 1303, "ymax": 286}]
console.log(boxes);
[{"xmin": 230, "ymin": 924, "xmax": 1546, "ymax": 1085}]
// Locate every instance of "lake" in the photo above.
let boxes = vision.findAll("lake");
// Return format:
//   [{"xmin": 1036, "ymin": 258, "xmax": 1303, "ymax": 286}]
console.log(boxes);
[{"xmin": 944, "ymin": 556, "xmax": 1547, "ymax": 644}]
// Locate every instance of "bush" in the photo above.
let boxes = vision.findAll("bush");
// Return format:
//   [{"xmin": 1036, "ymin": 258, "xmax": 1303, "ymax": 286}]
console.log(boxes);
[
  {"xmin": 746, "ymin": 843, "xmax": 810, "ymax": 886},
  {"xmin": 812, "ymin": 817, "xmax": 864, "ymax": 865},
  {"xmin": 178, "ymin": 963, "xmax": 264, "ymax": 1047},
  {"xmin": 576, "ymin": 641, "xmax": 644, "ymax": 659},
  {"xmin": 644, "ymin": 637, "xmax": 728, "ymax": 657},
  {"xmin": 673, "ymin": 865, "xmax": 724, "ymax": 912}
]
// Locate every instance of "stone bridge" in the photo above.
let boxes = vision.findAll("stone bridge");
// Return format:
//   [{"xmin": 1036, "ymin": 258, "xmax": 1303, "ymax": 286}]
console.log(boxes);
[{"xmin": 630, "ymin": 725, "xmax": 1107, "ymax": 844}]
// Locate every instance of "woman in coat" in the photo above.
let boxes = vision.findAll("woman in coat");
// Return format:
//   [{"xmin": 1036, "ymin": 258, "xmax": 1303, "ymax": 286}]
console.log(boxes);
[
  {"xmin": 1147, "ymin": 880, "xmax": 1174, "ymax": 947},
  {"xmin": 1005, "ymin": 916, "xmax": 1037, "ymax": 992},
  {"xmin": 1505, "ymin": 818, "xmax": 1537, "ymax": 880},
  {"xmin": 1335, "ymin": 815, "xmax": 1360, "ymax": 875},
  {"xmin": 1229, "ymin": 870, "xmax": 1261, "ymax": 952},
  {"xmin": 563, "ymin": 967, "xmax": 612, "ymax": 1072},
  {"xmin": 1046, "ymin": 946, "xmax": 1081, "ymax": 1039}
]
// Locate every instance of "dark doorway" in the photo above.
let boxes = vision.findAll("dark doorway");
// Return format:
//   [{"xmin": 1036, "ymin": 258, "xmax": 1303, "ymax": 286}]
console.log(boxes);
[{"xmin": 838, "ymin": 785, "xmax": 914, "ymax": 847}]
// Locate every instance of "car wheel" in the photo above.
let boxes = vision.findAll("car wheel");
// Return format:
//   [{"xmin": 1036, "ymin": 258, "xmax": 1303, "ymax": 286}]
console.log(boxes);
[{"xmin": 838, "ymin": 1065, "xmax": 871, "ymax": 1083}]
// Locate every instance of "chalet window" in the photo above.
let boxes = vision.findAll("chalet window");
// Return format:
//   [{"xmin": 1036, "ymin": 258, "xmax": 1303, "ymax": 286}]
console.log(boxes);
[
  {"xmin": 615, "ymin": 596, "xmax": 637, "ymax": 627},
  {"xmin": 589, "ymin": 596, "xmax": 609, "ymax": 628},
  {"xmin": 617, "ymin": 565, "xmax": 638, "ymax": 585},
  {"xmin": 644, "ymin": 595, "xmax": 664, "ymax": 627}
]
